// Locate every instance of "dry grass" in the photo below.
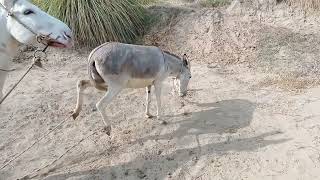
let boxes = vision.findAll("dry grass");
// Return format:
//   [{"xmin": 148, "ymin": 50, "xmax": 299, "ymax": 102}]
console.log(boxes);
[
  {"xmin": 258, "ymin": 74, "xmax": 320, "ymax": 92},
  {"xmin": 285, "ymin": 0, "xmax": 320, "ymax": 11}
]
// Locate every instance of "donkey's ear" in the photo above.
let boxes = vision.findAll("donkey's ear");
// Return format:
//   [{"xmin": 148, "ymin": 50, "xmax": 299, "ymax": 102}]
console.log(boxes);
[
  {"xmin": 182, "ymin": 53, "xmax": 187, "ymax": 61},
  {"xmin": 182, "ymin": 53, "xmax": 188, "ymax": 67},
  {"xmin": 183, "ymin": 59, "xmax": 188, "ymax": 66}
]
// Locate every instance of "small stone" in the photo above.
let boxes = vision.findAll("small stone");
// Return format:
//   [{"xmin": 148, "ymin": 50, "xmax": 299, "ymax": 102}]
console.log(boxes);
[
  {"xmin": 111, "ymin": 172, "xmax": 117, "ymax": 179},
  {"xmin": 161, "ymin": 120, "xmax": 168, "ymax": 125},
  {"xmin": 183, "ymin": 112, "xmax": 190, "ymax": 116},
  {"xmin": 207, "ymin": 63, "xmax": 218, "ymax": 69},
  {"xmin": 124, "ymin": 169, "xmax": 129, "ymax": 176},
  {"xmin": 192, "ymin": 156, "xmax": 199, "ymax": 161},
  {"xmin": 136, "ymin": 169, "xmax": 146, "ymax": 179},
  {"xmin": 166, "ymin": 156, "xmax": 174, "ymax": 161},
  {"xmin": 20, "ymin": 45, "xmax": 36, "ymax": 52},
  {"xmin": 181, "ymin": 102, "xmax": 185, "ymax": 107}
]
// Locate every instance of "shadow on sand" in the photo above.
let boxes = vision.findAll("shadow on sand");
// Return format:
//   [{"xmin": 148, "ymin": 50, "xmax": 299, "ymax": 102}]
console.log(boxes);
[
  {"xmin": 157, "ymin": 99, "xmax": 257, "ymax": 140},
  {"xmin": 40, "ymin": 99, "xmax": 289, "ymax": 180}
]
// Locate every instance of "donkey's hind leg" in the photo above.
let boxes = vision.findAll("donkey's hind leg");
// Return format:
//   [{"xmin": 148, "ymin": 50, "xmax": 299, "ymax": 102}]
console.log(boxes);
[
  {"xmin": 72, "ymin": 80, "xmax": 92, "ymax": 119},
  {"xmin": 145, "ymin": 85, "xmax": 153, "ymax": 118},
  {"xmin": 96, "ymin": 84, "xmax": 122, "ymax": 136}
]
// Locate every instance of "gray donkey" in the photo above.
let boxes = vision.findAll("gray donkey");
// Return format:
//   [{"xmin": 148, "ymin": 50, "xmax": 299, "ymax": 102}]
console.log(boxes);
[{"xmin": 71, "ymin": 42, "xmax": 191, "ymax": 135}]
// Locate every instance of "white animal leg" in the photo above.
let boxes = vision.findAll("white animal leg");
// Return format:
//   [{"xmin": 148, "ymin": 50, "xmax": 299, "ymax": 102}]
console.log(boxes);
[
  {"xmin": 172, "ymin": 78, "xmax": 179, "ymax": 95},
  {"xmin": 154, "ymin": 82, "xmax": 166, "ymax": 124},
  {"xmin": 96, "ymin": 84, "xmax": 122, "ymax": 135},
  {"xmin": 0, "ymin": 74, "xmax": 7, "ymax": 102},
  {"xmin": 145, "ymin": 85, "xmax": 152, "ymax": 118},
  {"xmin": 72, "ymin": 80, "xmax": 92, "ymax": 119}
]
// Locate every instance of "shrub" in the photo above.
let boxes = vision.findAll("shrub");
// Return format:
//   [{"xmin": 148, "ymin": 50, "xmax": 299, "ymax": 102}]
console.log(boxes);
[
  {"xmin": 199, "ymin": 0, "xmax": 231, "ymax": 7},
  {"xmin": 33, "ymin": 0, "xmax": 147, "ymax": 47}
]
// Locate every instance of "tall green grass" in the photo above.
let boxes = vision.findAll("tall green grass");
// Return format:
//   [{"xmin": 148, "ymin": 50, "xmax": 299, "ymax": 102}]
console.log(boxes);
[
  {"xmin": 137, "ymin": 0, "xmax": 157, "ymax": 5},
  {"xmin": 199, "ymin": 0, "xmax": 231, "ymax": 7},
  {"xmin": 33, "ymin": 0, "xmax": 147, "ymax": 47}
]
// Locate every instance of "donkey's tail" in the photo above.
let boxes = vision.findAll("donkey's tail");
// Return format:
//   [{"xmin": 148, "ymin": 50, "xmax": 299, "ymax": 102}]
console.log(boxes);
[{"xmin": 88, "ymin": 58, "xmax": 108, "ymax": 91}]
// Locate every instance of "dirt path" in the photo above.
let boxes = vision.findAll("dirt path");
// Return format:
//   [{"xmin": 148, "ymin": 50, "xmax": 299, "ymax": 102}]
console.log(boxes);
[
  {"xmin": 1, "ymin": 1, "xmax": 320, "ymax": 180},
  {"xmin": 1, "ymin": 50, "xmax": 320, "ymax": 180}
]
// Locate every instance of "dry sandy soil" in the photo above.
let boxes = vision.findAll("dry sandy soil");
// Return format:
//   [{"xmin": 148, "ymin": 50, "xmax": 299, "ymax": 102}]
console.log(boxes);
[{"xmin": 2, "ymin": 0, "xmax": 320, "ymax": 180}]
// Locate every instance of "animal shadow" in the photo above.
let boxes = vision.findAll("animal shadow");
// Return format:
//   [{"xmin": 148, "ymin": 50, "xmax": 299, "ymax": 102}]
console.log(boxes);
[
  {"xmin": 39, "ymin": 100, "xmax": 291, "ymax": 180},
  {"xmin": 141, "ymin": 99, "xmax": 256, "ymax": 142}
]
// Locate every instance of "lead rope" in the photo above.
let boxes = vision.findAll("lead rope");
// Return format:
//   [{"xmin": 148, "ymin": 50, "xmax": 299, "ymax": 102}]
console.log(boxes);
[
  {"xmin": 0, "ymin": 114, "xmax": 72, "ymax": 171},
  {"xmin": 0, "ymin": 45, "xmax": 48, "ymax": 105},
  {"xmin": 0, "ymin": 68, "xmax": 15, "ymax": 72},
  {"xmin": 19, "ymin": 129, "xmax": 99, "ymax": 179}
]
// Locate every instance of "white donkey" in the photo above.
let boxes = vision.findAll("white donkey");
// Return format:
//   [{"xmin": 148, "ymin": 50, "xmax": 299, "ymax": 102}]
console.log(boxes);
[
  {"xmin": 72, "ymin": 42, "xmax": 191, "ymax": 135},
  {"xmin": 0, "ymin": 0, "xmax": 73, "ymax": 99}
]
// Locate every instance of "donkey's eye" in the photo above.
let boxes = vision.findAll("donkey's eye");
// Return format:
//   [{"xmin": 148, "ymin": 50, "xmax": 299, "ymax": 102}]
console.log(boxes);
[{"xmin": 23, "ymin": 10, "xmax": 34, "ymax": 15}]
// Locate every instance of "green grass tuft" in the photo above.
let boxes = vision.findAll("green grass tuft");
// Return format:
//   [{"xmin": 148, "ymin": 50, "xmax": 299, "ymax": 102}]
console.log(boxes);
[
  {"xmin": 33, "ymin": 0, "xmax": 148, "ymax": 47},
  {"xmin": 199, "ymin": 0, "xmax": 231, "ymax": 7},
  {"xmin": 137, "ymin": 0, "xmax": 157, "ymax": 5}
]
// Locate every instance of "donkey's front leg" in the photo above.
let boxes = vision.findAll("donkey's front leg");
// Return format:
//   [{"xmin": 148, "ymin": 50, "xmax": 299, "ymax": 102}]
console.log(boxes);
[
  {"xmin": 145, "ymin": 85, "xmax": 152, "ymax": 118},
  {"xmin": 96, "ymin": 85, "xmax": 122, "ymax": 136},
  {"xmin": 172, "ymin": 78, "xmax": 179, "ymax": 95},
  {"xmin": 154, "ymin": 82, "xmax": 166, "ymax": 124}
]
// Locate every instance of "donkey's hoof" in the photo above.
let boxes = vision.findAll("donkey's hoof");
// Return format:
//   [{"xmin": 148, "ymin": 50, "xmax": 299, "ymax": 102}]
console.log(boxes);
[
  {"xmin": 102, "ymin": 126, "xmax": 112, "ymax": 136},
  {"xmin": 145, "ymin": 114, "xmax": 153, "ymax": 119},
  {"xmin": 71, "ymin": 111, "xmax": 79, "ymax": 120},
  {"xmin": 160, "ymin": 120, "xmax": 168, "ymax": 125},
  {"xmin": 156, "ymin": 116, "xmax": 167, "ymax": 124}
]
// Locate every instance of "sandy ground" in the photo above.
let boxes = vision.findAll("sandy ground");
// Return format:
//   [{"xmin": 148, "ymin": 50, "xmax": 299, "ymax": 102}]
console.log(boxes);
[{"xmin": 2, "ymin": 1, "xmax": 320, "ymax": 180}]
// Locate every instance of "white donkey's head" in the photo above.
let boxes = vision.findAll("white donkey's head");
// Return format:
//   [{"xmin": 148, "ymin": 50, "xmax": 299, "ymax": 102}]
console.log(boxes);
[{"xmin": 2, "ymin": 0, "xmax": 73, "ymax": 48}]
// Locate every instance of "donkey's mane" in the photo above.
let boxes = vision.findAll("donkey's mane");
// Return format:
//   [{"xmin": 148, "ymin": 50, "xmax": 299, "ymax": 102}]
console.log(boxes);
[{"xmin": 163, "ymin": 50, "xmax": 181, "ymax": 60}]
